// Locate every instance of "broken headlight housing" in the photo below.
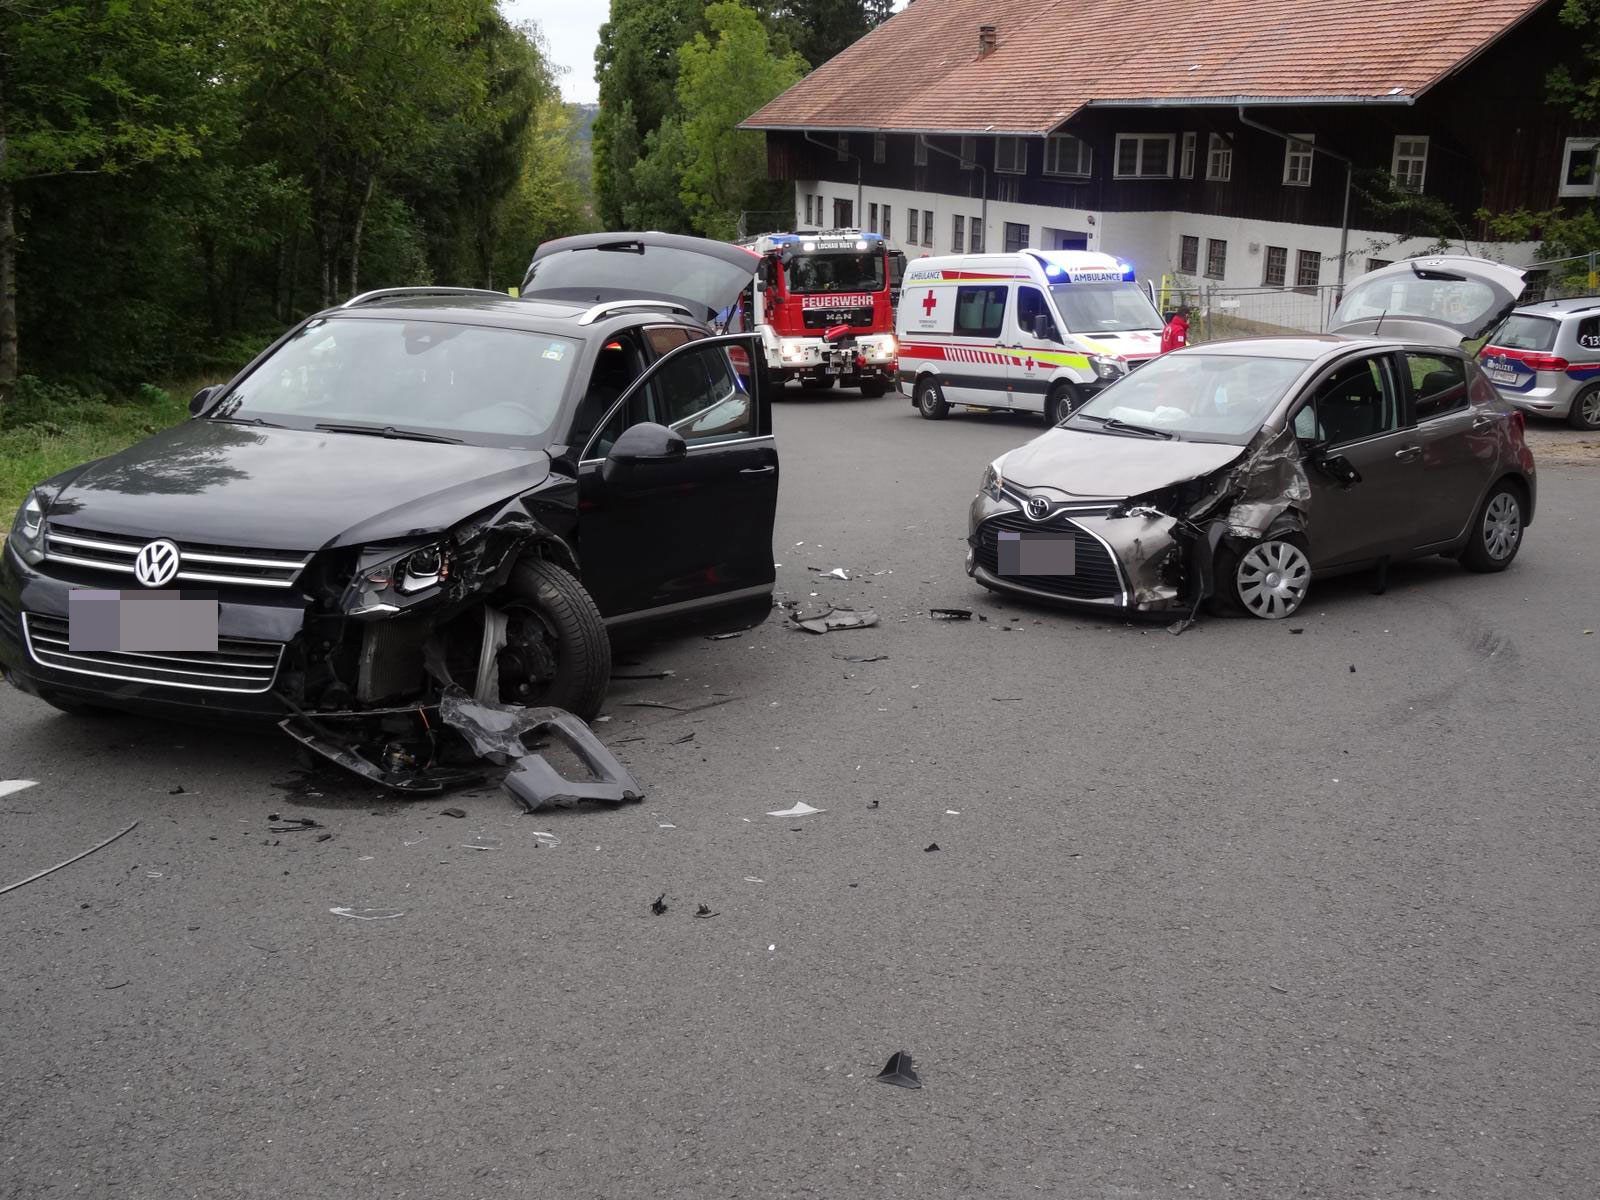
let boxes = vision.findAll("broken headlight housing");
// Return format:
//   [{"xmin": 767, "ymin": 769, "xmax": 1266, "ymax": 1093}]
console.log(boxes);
[
  {"xmin": 980, "ymin": 461, "xmax": 1006, "ymax": 502},
  {"xmin": 7, "ymin": 490, "xmax": 48, "ymax": 566},
  {"xmin": 343, "ymin": 542, "xmax": 452, "ymax": 617}
]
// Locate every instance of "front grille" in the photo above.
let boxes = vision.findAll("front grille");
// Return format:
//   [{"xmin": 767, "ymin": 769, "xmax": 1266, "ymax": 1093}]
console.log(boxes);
[
  {"xmin": 44, "ymin": 523, "xmax": 310, "ymax": 589},
  {"xmin": 802, "ymin": 307, "xmax": 874, "ymax": 329},
  {"xmin": 975, "ymin": 512, "xmax": 1124, "ymax": 602},
  {"xmin": 1124, "ymin": 356, "xmax": 1154, "ymax": 373},
  {"xmin": 22, "ymin": 613, "xmax": 284, "ymax": 694}
]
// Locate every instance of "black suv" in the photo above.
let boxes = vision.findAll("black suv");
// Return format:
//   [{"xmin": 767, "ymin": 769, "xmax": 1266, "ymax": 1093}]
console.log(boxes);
[{"xmin": 2, "ymin": 266, "xmax": 777, "ymax": 723}]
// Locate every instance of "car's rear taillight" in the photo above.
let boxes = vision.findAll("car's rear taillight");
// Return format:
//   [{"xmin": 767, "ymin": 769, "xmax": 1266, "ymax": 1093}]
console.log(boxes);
[{"xmin": 1520, "ymin": 353, "xmax": 1569, "ymax": 372}]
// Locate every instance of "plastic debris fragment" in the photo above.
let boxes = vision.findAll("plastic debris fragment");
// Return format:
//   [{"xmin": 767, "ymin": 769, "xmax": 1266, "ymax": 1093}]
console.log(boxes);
[{"xmin": 874, "ymin": 1050, "xmax": 922, "ymax": 1089}]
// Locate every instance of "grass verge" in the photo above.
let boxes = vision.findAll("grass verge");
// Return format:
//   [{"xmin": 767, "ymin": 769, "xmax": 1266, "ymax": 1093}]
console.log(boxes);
[{"xmin": 1, "ymin": 379, "xmax": 212, "ymax": 525}]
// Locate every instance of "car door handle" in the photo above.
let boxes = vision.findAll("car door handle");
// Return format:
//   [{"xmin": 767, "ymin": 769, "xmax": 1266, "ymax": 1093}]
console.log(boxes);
[
  {"xmin": 739, "ymin": 465, "xmax": 776, "ymax": 476},
  {"xmin": 1394, "ymin": 445, "xmax": 1422, "ymax": 462}
]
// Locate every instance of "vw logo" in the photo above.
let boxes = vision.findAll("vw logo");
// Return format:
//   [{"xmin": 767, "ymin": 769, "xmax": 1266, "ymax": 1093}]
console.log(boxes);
[
  {"xmin": 1025, "ymin": 496, "xmax": 1052, "ymax": 522},
  {"xmin": 132, "ymin": 539, "xmax": 181, "ymax": 588}
]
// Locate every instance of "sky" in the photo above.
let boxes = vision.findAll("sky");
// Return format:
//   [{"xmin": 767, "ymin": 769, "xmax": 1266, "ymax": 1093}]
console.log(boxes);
[{"xmin": 504, "ymin": 0, "xmax": 608, "ymax": 104}]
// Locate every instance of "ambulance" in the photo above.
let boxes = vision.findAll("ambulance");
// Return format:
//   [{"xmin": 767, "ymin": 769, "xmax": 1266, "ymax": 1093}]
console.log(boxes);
[{"xmin": 895, "ymin": 250, "xmax": 1167, "ymax": 423}]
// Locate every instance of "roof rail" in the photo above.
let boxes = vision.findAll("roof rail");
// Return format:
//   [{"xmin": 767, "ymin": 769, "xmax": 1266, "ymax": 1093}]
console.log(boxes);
[
  {"xmin": 341, "ymin": 286, "xmax": 512, "ymax": 308},
  {"xmin": 577, "ymin": 299, "xmax": 694, "ymax": 325}
]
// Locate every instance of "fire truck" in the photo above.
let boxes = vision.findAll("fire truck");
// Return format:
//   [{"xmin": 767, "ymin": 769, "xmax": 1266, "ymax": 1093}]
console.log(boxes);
[{"xmin": 739, "ymin": 229, "xmax": 899, "ymax": 396}]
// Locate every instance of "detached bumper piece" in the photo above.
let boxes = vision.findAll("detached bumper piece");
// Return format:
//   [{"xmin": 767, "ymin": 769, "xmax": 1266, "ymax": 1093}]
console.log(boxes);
[
  {"xmin": 437, "ymin": 687, "xmax": 645, "ymax": 812},
  {"xmin": 280, "ymin": 706, "xmax": 484, "ymax": 794}
]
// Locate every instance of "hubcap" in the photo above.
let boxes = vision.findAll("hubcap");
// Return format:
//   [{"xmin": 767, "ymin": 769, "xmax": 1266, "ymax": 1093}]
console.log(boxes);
[
  {"xmin": 1237, "ymin": 540, "xmax": 1310, "ymax": 619},
  {"xmin": 1581, "ymin": 389, "xmax": 1600, "ymax": 428},
  {"xmin": 1482, "ymin": 492, "xmax": 1521, "ymax": 560}
]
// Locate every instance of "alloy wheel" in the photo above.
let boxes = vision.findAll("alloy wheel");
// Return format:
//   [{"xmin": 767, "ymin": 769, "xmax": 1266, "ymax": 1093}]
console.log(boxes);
[
  {"xmin": 1482, "ymin": 491, "xmax": 1522, "ymax": 561},
  {"xmin": 1236, "ymin": 540, "xmax": 1311, "ymax": 619},
  {"xmin": 1580, "ymin": 388, "xmax": 1600, "ymax": 429}
]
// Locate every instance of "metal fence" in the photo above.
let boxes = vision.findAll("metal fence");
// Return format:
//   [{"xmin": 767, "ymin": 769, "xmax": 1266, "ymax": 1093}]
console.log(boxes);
[{"xmin": 1157, "ymin": 278, "xmax": 1344, "ymax": 343}]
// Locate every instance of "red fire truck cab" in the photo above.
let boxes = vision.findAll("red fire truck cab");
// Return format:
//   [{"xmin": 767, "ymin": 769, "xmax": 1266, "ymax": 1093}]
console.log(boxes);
[{"xmin": 740, "ymin": 229, "xmax": 898, "ymax": 396}]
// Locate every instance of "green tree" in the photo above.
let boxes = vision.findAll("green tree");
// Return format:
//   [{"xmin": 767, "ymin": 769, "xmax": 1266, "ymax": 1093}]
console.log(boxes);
[
  {"xmin": 761, "ymin": 0, "xmax": 887, "ymax": 69},
  {"xmin": 0, "ymin": 0, "xmax": 216, "ymax": 413},
  {"xmin": 1548, "ymin": 0, "xmax": 1600, "ymax": 122},
  {"xmin": 627, "ymin": 116, "xmax": 692, "ymax": 232},
  {"xmin": 592, "ymin": 0, "xmax": 702, "ymax": 227},
  {"xmin": 492, "ymin": 95, "xmax": 598, "ymax": 287},
  {"xmin": 675, "ymin": 2, "xmax": 805, "ymax": 240}
]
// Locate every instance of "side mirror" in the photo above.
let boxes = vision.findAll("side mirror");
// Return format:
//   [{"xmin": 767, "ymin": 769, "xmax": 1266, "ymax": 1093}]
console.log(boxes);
[
  {"xmin": 602, "ymin": 422, "xmax": 686, "ymax": 488},
  {"xmin": 1314, "ymin": 451, "xmax": 1362, "ymax": 488},
  {"xmin": 1030, "ymin": 315, "xmax": 1059, "ymax": 342},
  {"xmin": 189, "ymin": 385, "xmax": 220, "ymax": 416}
]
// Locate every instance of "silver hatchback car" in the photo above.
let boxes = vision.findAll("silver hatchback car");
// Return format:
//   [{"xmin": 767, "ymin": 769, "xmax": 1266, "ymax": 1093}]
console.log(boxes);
[{"xmin": 1479, "ymin": 297, "xmax": 1600, "ymax": 429}]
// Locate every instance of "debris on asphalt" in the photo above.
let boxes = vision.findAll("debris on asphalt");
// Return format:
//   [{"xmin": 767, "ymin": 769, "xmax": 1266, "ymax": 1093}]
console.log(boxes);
[
  {"xmin": 874, "ymin": 1050, "xmax": 923, "ymax": 1089},
  {"xmin": 767, "ymin": 801, "xmax": 824, "ymax": 817},
  {"xmin": 1269, "ymin": 984, "xmax": 1289, "ymax": 994},
  {"xmin": 836, "ymin": 653, "xmax": 889, "ymax": 663},
  {"xmin": 695, "ymin": 903, "xmax": 717, "ymax": 918},
  {"xmin": 0, "ymin": 780, "xmax": 38, "ymax": 799},
  {"xmin": 168, "ymin": 785, "xmax": 189, "ymax": 795},
  {"xmin": 441, "ymin": 807, "xmax": 466, "ymax": 819},
  {"xmin": 806, "ymin": 566, "xmax": 852, "ymax": 580},
  {"xmin": 707, "ymin": 632, "xmax": 743, "ymax": 640},
  {"xmin": 280, "ymin": 707, "xmax": 482, "ymax": 795},
  {"xmin": 611, "ymin": 669, "xmax": 675, "ymax": 680},
  {"xmin": 315, "ymin": 832, "xmax": 334, "ymax": 842},
  {"xmin": 868, "ymin": 800, "xmax": 879, "ymax": 809},
  {"xmin": 789, "ymin": 606, "xmax": 879, "ymax": 634},
  {"xmin": 267, "ymin": 816, "xmax": 323, "ymax": 832},
  {"xmin": 1349, "ymin": 665, "xmax": 1356, "ymax": 673},
  {"xmin": 929, "ymin": 608, "xmax": 973, "ymax": 620},
  {"xmin": 671, "ymin": 732, "xmax": 696, "ymax": 745},
  {"xmin": 651, "ymin": 893, "xmax": 669, "ymax": 915},
  {"xmin": 945, "ymin": 809, "xmax": 961, "ymax": 815},
  {"xmin": 992, "ymin": 696, "xmax": 1022, "ymax": 702},
  {"xmin": 0, "ymin": 820, "xmax": 140, "ymax": 898},
  {"xmin": 329, "ymin": 907, "xmax": 405, "ymax": 920},
  {"xmin": 924, "ymin": 842, "xmax": 941, "ymax": 852},
  {"xmin": 1289, "ymin": 627, "xmax": 1305, "ymax": 634}
]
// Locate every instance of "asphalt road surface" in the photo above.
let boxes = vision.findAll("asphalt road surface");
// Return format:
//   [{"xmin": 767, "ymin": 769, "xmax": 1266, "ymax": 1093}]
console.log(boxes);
[{"xmin": 3, "ymin": 388, "xmax": 1598, "ymax": 1200}]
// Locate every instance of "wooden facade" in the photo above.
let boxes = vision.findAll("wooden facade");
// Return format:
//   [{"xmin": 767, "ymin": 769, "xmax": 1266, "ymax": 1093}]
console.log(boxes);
[{"xmin": 765, "ymin": 4, "xmax": 1593, "ymax": 237}]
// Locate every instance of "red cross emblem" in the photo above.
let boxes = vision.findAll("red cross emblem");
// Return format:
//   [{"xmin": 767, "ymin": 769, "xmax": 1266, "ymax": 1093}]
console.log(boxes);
[
  {"xmin": 921, "ymin": 289, "xmax": 937, "ymax": 317},
  {"xmin": 1023, "ymin": 356, "xmax": 1035, "ymax": 370}
]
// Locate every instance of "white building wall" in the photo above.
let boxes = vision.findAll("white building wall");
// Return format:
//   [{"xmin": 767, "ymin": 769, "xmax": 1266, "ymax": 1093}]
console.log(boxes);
[{"xmin": 793, "ymin": 180, "xmax": 1541, "ymax": 333}]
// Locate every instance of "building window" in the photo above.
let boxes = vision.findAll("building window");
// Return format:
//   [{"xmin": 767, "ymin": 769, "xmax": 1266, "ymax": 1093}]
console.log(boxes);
[
  {"xmin": 1294, "ymin": 249, "xmax": 1320, "ymax": 293},
  {"xmin": 969, "ymin": 218, "xmax": 984, "ymax": 253},
  {"xmin": 922, "ymin": 210, "xmax": 933, "ymax": 247},
  {"xmin": 907, "ymin": 209, "xmax": 919, "ymax": 246},
  {"xmin": 804, "ymin": 195, "xmax": 813, "ymax": 225},
  {"xmin": 883, "ymin": 205, "xmax": 892, "ymax": 240},
  {"xmin": 1179, "ymin": 235, "xmax": 1199, "ymax": 275},
  {"xmin": 814, "ymin": 194, "xmax": 823, "ymax": 224},
  {"xmin": 1004, "ymin": 222, "xmax": 1030, "ymax": 252},
  {"xmin": 836, "ymin": 133, "xmax": 850, "ymax": 162},
  {"xmin": 952, "ymin": 214, "xmax": 965, "ymax": 253},
  {"xmin": 1559, "ymin": 137, "xmax": 1600, "ymax": 198},
  {"xmin": 867, "ymin": 202, "xmax": 878, "ymax": 233},
  {"xmin": 1366, "ymin": 258, "xmax": 1391, "ymax": 273},
  {"xmin": 959, "ymin": 136, "xmax": 976, "ymax": 168},
  {"xmin": 1205, "ymin": 238, "xmax": 1227, "ymax": 280},
  {"xmin": 914, "ymin": 137, "xmax": 927, "ymax": 167},
  {"xmin": 873, "ymin": 132, "xmax": 886, "ymax": 164},
  {"xmin": 995, "ymin": 177, "xmax": 1019, "ymax": 204},
  {"xmin": 1113, "ymin": 133, "xmax": 1174, "ymax": 179},
  {"xmin": 833, "ymin": 198, "xmax": 852, "ymax": 227},
  {"xmin": 1263, "ymin": 245, "xmax": 1288, "ymax": 287},
  {"xmin": 996, "ymin": 136, "xmax": 1027, "ymax": 174},
  {"xmin": 1179, "ymin": 132, "xmax": 1196, "ymax": 179},
  {"xmin": 1392, "ymin": 136, "xmax": 1428, "ymax": 193},
  {"xmin": 1283, "ymin": 134, "xmax": 1314, "ymax": 186},
  {"xmin": 1206, "ymin": 133, "xmax": 1232, "ymax": 182},
  {"xmin": 1043, "ymin": 134, "xmax": 1091, "ymax": 177}
]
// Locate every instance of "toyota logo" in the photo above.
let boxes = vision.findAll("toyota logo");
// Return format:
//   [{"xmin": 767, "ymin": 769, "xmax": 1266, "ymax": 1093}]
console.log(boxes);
[
  {"xmin": 1025, "ymin": 496, "xmax": 1052, "ymax": 522},
  {"xmin": 132, "ymin": 539, "xmax": 181, "ymax": 588}
]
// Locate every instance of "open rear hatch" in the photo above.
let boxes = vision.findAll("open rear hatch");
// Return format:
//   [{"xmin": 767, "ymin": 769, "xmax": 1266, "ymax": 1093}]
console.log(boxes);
[
  {"xmin": 1328, "ymin": 256, "xmax": 1526, "ymax": 348},
  {"xmin": 522, "ymin": 233, "xmax": 759, "ymax": 328}
]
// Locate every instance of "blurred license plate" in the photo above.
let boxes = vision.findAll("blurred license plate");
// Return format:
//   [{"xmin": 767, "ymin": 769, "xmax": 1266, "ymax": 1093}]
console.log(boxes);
[
  {"xmin": 68, "ymin": 589, "xmax": 218, "ymax": 653},
  {"xmin": 997, "ymin": 531, "xmax": 1076, "ymax": 576},
  {"xmin": 1485, "ymin": 367, "xmax": 1518, "ymax": 385}
]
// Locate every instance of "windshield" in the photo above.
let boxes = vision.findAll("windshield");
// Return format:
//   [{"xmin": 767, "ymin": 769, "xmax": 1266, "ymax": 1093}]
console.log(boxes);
[
  {"xmin": 1067, "ymin": 353, "xmax": 1307, "ymax": 444},
  {"xmin": 1048, "ymin": 281, "xmax": 1163, "ymax": 332},
  {"xmin": 524, "ymin": 244, "xmax": 755, "ymax": 319},
  {"xmin": 1487, "ymin": 313, "xmax": 1558, "ymax": 352},
  {"xmin": 784, "ymin": 252, "xmax": 885, "ymax": 294},
  {"xmin": 219, "ymin": 318, "xmax": 575, "ymax": 445}
]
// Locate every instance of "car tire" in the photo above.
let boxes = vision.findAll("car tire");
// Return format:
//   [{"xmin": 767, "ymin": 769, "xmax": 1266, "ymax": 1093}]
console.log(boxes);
[
  {"xmin": 1568, "ymin": 383, "xmax": 1600, "ymax": 431},
  {"xmin": 916, "ymin": 377, "xmax": 949, "ymax": 420},
  {"xmin": 501, "ymin": 558, "xmax": 611, "ymax": 720},
  {"xmin": 1045, "ymin": 382, "xmax": 1081, "ymax": 425},
  {"xmin": 859, "ymin": 380, "xmax": 887, "ymax": 398},
  {"xmin": 1460, "ymin": 480, "xmax": 1526, "ymax": 573},
  {"xmin": 1209, "ymin": 533, "xmax": 1312, "ymax": 620}
]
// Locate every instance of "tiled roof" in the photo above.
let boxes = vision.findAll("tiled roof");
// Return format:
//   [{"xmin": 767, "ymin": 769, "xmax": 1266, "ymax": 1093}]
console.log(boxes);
[{"xmin": 742, "ymin": 0, "xmax": 1548, "ymax": 134}]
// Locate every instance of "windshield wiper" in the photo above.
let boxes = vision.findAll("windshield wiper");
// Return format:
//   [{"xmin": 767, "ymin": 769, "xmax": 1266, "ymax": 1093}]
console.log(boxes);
[
  {"xmin": 314, "ymin": 422, "xmax": 463, "ymax": 444},
  {"xmin": 1070, "ymin": 413, "xmax": 1174, "ymax": 439}
]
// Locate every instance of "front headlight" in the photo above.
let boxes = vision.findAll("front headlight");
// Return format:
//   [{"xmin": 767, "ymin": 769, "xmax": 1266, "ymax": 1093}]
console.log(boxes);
[
  {"xmin": 980, "ymin": 461, "xmax": 1006, "ymax": 502},
  {"xmin": 1090, "ymin": 354, "xmax": 1126, "ymax": 381},
  {"xmin": 7, "ymin": 490, "xmax": 48, "ymax": 565},
  {"xmin": 343, "ymin": 541, "xmax": 450, "ymax": 616}
]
